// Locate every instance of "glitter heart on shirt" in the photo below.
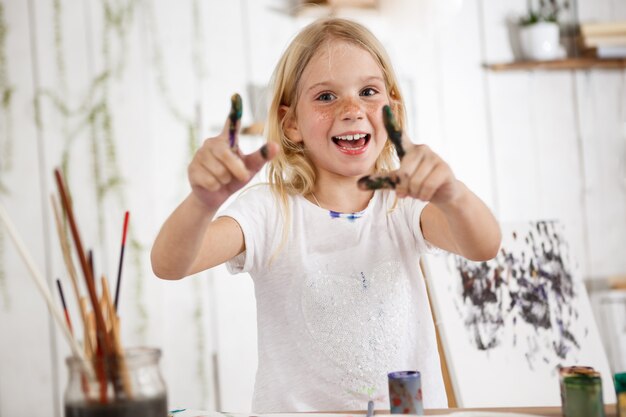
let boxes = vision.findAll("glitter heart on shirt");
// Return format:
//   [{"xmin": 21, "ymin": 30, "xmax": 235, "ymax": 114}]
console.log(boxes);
[{"xmin": 299, "ymin": 260, "xmax": 411, "ymax": 399}]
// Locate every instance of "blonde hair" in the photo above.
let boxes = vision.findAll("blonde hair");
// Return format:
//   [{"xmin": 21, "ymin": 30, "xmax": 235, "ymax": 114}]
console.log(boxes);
[{"xmin": 265, "ymin": 18, "xmax": 406, "ymax": 259}]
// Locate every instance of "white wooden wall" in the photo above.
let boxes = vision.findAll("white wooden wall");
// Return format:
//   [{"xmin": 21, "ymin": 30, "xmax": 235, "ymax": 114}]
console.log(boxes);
[{"xmin": 0, "ymin": 0, "xmax": 624, "ymax": 415}]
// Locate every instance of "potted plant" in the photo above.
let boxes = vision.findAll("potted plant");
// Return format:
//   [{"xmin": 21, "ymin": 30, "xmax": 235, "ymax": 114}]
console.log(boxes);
[{"xmin": 519, "ymin": 0, "xmax": 569, "ymax": 60}]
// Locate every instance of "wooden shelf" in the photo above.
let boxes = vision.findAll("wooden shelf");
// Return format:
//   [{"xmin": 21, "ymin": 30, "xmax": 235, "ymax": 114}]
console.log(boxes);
[
  {"xmin": 484, "ymin": 57, "xmax": 626, "ymax": 71},
  {"xmin": 299, "ymin": 0, "xmax": 377, "ymax": 8}
]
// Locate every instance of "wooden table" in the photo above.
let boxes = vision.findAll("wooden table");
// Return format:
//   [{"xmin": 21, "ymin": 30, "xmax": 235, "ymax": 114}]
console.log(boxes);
[
  {"xmin": 179, "ymin": 406, "xmax": 618, "ymax": 416},
  {"xmin": 422, "ymin": 405, "xmax": 617, "ymax": 416}
]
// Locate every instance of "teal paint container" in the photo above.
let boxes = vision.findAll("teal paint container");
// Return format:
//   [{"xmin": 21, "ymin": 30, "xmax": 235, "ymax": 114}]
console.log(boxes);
[
  {"xmin": 559, "ymin": 366, "xmax": 605, "ymax": 417},
  {"xmin": 615, "ymin": 372, "xmax": 626, "ymax": 417}
]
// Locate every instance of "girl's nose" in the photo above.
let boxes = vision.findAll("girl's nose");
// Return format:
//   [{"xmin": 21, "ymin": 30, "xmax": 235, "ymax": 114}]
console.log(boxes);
[{"xmin": 338, "ymin": 97, "xmax": 364, "ymax": 120}]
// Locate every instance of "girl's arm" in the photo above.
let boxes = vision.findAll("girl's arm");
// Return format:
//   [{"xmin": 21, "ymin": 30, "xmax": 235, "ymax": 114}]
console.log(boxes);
[
  {"xmin": 420, "ymin": 181, "xmax": 501, "ymax": 261},
  {"xmin": 151, "ymin": 118, "xmax": 278, "ymax": 280},
  {"xmin": 151, "ymin": 194, "xmax": 245, "ymax": 280},
  {"xmin": 395, "ymin": 143, "xmax": 501, "ymax": 261}
]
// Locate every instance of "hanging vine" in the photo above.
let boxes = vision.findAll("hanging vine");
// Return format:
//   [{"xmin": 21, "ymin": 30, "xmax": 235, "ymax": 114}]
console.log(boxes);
[
  {"xmin": 0, "ymin": 0, "xmax": 14, "ymax": 310},
  {"xmin": 145, "ymin": 1, "xmax": 198, "ymax": 159},
  {"xmin": 33, "ymin": 0, "xmax": 212, "ymax": 400},
  {"xmin": 37, "ymin": 0, "xmax": 148, "ymax": 335},
  {"xmin": 145, "ymin": 0, "xmax": 211, "ymax": 403}
]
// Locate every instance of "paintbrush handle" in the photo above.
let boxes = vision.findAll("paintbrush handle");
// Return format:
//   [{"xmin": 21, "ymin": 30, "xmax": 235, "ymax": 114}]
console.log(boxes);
[
  {"xmin": 114, "ymin": 211, "xmax": 129, "ymax": 311},
  {"xmin": 102, "ymin": 277, "xmax": 133, "ymax": 399},
  {"xmin": 51, "ymin": 195, "xmax": 88, "ymax": 328},
  {"xmin": 0, "ymin": 203, "xmax": 93, "ymax": 378},
  {"xmin": 54, "ymin": 170, "xmax": 113, "ymax": 357}
]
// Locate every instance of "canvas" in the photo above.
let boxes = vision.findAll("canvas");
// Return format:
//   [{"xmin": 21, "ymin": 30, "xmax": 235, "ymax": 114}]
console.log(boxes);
[{"xmin": 422, "ymin": 220, "xmax": 616, "ymax": 407}]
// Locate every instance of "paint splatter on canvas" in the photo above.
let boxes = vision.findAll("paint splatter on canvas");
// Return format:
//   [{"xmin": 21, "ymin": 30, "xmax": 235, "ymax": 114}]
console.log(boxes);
[
  {"xmin": 422, "ymin": 220, "xmax": 616, "ymax": 407},
  {"xmin": 450, "ymin": 221, "xmax": 584, "ymax": 368}
]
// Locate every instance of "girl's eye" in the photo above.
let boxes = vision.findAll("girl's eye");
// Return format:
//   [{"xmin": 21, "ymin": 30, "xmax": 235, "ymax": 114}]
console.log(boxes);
[
  {"xmin": 360, "ymin": 87, "xmax": 378, "ymax": 97},
  {"xmin": 316, "ymin": 92, "xmax": 336, "ymax": 102}
]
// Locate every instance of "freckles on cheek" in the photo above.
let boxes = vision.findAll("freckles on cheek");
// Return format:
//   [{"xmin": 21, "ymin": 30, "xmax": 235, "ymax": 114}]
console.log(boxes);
[
  {"xmin": 315, "ymin": 108, "xmax": 334, "ymax": 122},
  {"xmin": 365, "ymin": 102, "xmax": 383, "ymax": 114}
]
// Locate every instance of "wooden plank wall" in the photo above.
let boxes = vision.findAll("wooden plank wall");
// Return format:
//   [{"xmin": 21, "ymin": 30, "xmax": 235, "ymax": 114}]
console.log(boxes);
[{"xmin": 0, "ymin": 0, "xmax": 624, "ymax": 415}]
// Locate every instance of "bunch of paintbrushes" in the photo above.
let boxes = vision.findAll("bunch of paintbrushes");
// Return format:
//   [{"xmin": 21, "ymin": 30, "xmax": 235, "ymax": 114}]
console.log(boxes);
[
  {"xmin": 0, "ymin": 167, "xmax": 132, "ymax": 404},
  {"xmin": 51, "ymin": 167, "xmax": 133, "ymax": 403}
]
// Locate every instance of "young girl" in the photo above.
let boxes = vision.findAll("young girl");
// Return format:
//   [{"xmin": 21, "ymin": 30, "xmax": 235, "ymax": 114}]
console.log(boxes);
[{"xmin": 152, "ymin": 18, "xmax": 501, "ymax": 412}]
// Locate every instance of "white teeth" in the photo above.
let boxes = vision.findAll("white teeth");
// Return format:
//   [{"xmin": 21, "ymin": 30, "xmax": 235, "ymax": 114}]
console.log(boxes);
[{"xmin": 334, "ymin": 133, "xmax": 367, "ymax": 140}]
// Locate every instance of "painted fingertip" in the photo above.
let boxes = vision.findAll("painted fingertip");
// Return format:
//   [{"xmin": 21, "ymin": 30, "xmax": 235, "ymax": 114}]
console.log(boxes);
[
  {"xmin": 228, "ymin": 94, "xmax": 243, "ymax": 149},
  {"xmin": 230, "ymin": 93, "xmax": 243, "ymax": 121},
  {"xmin": 357, "ymin": 176, "xmax": 372, "ymax": 190},
  {"xmin": 260, "ymin": 144, "xmax": 269, "ymax": 160}
]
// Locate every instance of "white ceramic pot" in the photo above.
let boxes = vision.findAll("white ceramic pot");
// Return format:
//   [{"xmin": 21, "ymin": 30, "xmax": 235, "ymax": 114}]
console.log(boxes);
[{"xmin": 519, "ymin": 21, "xmax": 564, "ymax": 61}]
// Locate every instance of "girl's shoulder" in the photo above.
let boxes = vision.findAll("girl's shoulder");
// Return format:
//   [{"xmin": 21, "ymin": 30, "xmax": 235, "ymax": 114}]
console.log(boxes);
[
  {"xmin": 225, "ymin": 182, "xmax": 281, "ymax": 213},
  {"xmin": 236, "ymin": 182, "xmax": 272, "ymax": 199},
  {"xmin": 231, "ymin": 183, "xmax": 272, "ymax": 204}
]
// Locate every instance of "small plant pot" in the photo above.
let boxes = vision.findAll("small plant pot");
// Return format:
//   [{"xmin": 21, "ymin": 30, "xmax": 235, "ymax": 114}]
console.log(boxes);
[{"xmin": 519, "ymin": 21, "xmax": 565, "ymax": 61}]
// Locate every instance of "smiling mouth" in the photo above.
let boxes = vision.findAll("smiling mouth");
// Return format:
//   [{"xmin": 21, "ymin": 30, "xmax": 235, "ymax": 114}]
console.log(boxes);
[{"xmin": 331, "ymin": 133, "xmax": 370, "ymax": 150}]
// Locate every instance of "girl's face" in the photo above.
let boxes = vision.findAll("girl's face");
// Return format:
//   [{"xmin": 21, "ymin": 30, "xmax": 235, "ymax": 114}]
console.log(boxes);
[{"xmin": 287, "ymin": 40, "xmax": 390, "ymax": 181}]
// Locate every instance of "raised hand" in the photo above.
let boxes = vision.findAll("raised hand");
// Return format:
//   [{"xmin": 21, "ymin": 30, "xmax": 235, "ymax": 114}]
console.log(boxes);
[
  {"xmin": 188, "ymin": 95, "xmax": 278, "ymax": 210},
  {"xmin": 358, "ymin": 106, "xmax": 461, "ymax": 206},
  {"xmin": 393, "ymin": 143, "xmax": 460, "ymax": 205}
]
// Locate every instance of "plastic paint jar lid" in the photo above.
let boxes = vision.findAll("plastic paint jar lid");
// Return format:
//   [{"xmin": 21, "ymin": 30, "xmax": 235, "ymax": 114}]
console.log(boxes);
[
  {"xmin": 561, "ymin": 366, "xmax": 602, "ymax": 389},
  {"xmin": 388, "ymin": 370, "xmax": 421, "ymax": 380}
]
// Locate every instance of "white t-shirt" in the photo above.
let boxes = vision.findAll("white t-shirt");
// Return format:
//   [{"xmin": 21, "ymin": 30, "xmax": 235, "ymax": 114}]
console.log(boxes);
[{"xmin": 219, "ymin": 184, "xmax": 447, "ymax": 412}]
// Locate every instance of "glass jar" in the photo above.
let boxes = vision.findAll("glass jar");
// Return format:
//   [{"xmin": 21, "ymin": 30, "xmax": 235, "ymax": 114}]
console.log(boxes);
[{"xmin": 64, "ymin": 347, "xmax": 167, "ymax": 417}]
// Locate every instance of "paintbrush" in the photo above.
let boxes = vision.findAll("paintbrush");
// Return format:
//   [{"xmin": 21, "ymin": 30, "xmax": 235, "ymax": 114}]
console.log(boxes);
[
  {"xmin": 367, "ymin": 400, "xmax": 375, "ymax": 417},
  {"xmin": 228, "ymin": 93, "xmax": 243, "ymax": 149},
  {"xmin": 58, "ymin": 277, "xmax": 93, "ymax": 396},
  {"xmin": 56, "ymin": 278, "xmax": 74, "ymax": 334},
  {"xmin": 50, "ymin": 195, "xmax": 89, "ymax": 331},
  {"xmin": 114, "ymin": 211, "xmax": 129, "ymax": 311},
  {"xmin": 101, "ymin": 276, "xmax": 133, "ymax": 398},
  {"xmin": 53, "ymin": 168, "xmax": 119, "ymax": 400},
  {"xmin": 53, "ymin": 169, "xmax": 111, "ymax": 356},
  {"xmin": 0, "ymin": 203, "xmax": 93, "ymax": 377},
  {"xmin": 357, "ymin": 105, "xmax": 404, "ymax": 191}
]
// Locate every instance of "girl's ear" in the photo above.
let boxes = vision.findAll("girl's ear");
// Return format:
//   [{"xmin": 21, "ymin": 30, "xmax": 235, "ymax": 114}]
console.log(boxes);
[{"xmin": 280, "ymin": 105, "xmax": 303, "ymax": 143}]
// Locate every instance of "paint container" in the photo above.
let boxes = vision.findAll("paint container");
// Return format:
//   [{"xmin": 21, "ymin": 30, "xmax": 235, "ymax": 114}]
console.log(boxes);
[
  {"xmin": 615, "ymin": 372, "xmax": 626, "ymax": 417},
  {"xmin": 559, "ymin": 366, "xmax": 605, "ymax": 417},
  {"xmin": 388, "ymin": 370, "xmax": 424, "ymax": 415},
  {"xmin": 64, "ymin": 347, "xmax": 167, "ymax": 417}
]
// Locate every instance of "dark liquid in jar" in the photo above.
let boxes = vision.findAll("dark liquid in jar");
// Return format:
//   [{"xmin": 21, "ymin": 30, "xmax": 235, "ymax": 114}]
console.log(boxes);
[{"xmin": 64, "ymin": 395, "xmax": 167, "ymax": 417}]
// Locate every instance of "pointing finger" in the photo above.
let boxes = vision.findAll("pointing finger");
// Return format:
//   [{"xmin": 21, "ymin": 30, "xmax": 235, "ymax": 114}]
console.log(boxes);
[
  {"xmin": 212, "ymin": 144, "xmax": 249, "ymax": 182},
  {"xmin": 382, "ymin": 105, "xmax": 405, "ymax": 159}
]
